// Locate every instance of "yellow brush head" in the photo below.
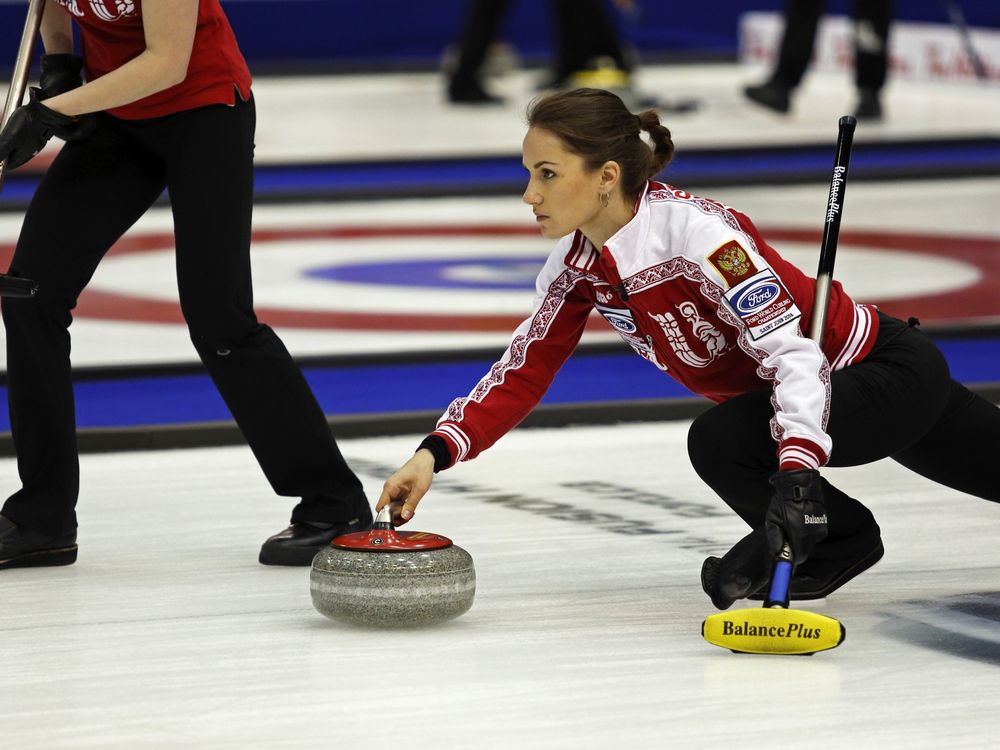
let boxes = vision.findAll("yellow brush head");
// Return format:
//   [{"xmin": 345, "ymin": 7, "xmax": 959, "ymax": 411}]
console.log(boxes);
[{"xmin": 702, "ymin": 607, "xmax": 845, "ymax": 655}]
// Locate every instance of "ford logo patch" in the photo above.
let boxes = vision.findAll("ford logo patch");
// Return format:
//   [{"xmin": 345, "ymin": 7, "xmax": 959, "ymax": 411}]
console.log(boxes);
[
  {"xmin": 603, "ymin": 313, "xmax": 637, "ymax": 333},
  {"xmin": 734, "ymin": 280, "xmax": 780, "ymax": 314}
]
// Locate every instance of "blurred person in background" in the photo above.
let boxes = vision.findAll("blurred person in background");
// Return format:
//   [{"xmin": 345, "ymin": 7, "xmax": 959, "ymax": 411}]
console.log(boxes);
[
  {"xmin": 744, "ymin": 0, "xmax": 892, "ymax": 120},
  {"xmin": 446, "ymin": 0, "xmax": 636, "ymax": 104}
]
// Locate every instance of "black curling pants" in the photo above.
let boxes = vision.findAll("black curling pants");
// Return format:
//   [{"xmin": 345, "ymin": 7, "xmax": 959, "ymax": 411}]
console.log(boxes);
[
  {"xmin": 1, "ymin": 95, "xmax": 367, "ymax": 537},
  {"xmin": 688, "ymin": 314, "xmax": 1000, "ymax": 561},
  {"xmin": 771, "ymin": 0, "xmax": 892, "ymax": 92}
]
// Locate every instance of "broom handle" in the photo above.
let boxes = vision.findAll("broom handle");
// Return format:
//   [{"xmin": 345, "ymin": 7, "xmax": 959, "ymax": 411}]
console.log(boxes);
[
  {"xmin": 810, "ymin": 116, "xmax": 857, "ymax": 344},
  {"xmin": 765, "ymin": 115, "xmax": 857, "ymax": 609}
]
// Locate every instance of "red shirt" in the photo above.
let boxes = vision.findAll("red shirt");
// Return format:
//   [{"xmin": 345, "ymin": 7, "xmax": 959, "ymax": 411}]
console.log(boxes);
[{"xmin": 55, "ymin": 0, "xmax": 252, "ymax": 119}]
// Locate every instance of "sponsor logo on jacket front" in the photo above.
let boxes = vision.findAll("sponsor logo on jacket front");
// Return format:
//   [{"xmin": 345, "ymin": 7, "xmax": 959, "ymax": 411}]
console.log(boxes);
[
  {"xmin": 596, "ymin": 304, "xmax": 638, "ymax": 334},
  {"xmin": 595, "ymin": 303, "xmax": 655, "ymax": 355}
]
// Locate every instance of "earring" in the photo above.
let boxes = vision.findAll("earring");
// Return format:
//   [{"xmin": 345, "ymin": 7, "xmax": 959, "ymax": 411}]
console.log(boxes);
[{"xmin": 599, "ymin": 192, "xmax": 610, "ymax": 208}]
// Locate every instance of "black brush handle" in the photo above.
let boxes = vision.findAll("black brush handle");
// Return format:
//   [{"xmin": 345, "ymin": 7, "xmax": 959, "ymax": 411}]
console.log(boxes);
[
  {"xmin": 809, "ymin": 115, "xmax": 857, "ymax": 344},
  {"xmin": 769, "ymin": 115, "xmax": 856, "ymax": 609}
]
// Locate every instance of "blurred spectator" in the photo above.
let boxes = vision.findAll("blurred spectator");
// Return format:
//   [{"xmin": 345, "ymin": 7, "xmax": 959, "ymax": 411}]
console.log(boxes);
[
  {"xmin": 744, "ymin": 0, "xmax": 892, "ymax": 120},
  {"xmin": 446, "ymin": 0, "xmax": 635, "ymax": 104}
]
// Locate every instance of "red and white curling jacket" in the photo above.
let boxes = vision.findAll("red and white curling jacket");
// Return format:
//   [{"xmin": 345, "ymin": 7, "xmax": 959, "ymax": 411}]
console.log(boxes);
[{"xmin": 430, "ymin": 181, "xmax": 880, "ymax": 472}]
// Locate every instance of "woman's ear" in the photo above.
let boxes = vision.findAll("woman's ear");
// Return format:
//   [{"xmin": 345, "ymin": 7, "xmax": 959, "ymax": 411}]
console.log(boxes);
[{"xmin": 599, "ymin": 160, "xmax": 622, "ymax": 194}]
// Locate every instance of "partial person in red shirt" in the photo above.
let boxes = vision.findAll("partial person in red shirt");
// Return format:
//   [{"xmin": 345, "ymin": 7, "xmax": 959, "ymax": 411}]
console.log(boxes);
[
  {"xmin": 377, "ymin": 88, "xmax": 1000, "ymax": 609},
  {"xmin": 0, "ymin": 0, "xmax": 372, "ymax": 570}
]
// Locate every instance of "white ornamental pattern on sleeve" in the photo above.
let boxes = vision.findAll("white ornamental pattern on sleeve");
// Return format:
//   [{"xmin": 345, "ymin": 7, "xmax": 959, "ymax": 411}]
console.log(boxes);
[
  {"xmin": 90, "ymin": 0, "xmax": 136, "ymax": 21},
  {"xmin": 57, "ymin": 0, "xmax": 84, "ymax": 16},
  {"xmin": 443, "ymin": 267, "xmax": 581, "ymax": 426},
  {"xmin": 56, "ymin": 0, "xmax": 136, "ymax": 20}
]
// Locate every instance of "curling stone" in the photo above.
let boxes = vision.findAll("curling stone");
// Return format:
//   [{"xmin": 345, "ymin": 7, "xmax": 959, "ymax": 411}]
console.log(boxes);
[{"xmin": 310, "ymin": 505, "xmax": 475, "ymax": 627}]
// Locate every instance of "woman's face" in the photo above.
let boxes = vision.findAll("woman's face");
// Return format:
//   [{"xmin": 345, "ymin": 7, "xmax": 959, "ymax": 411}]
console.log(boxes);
[{"xmin": 521, "ymin": 127, "xmax": 604, "ymax": 239}]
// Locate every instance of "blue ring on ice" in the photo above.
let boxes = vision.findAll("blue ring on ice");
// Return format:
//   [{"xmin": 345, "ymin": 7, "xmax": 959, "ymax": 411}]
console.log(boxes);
[{"xmin": 304, "ymin": 257, "xmax": 545, "ymax": 290}]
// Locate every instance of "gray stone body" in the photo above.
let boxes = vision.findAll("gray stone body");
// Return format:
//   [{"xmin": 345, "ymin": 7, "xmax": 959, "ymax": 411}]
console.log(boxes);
[{"xmin": 310, "ymin": 544, "xmax": 476, "ymax": 627}]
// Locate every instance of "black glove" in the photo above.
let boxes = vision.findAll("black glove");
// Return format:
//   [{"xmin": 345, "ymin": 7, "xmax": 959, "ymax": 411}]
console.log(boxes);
[
  {"xmin": 39, "ymin": 54, "xmax": 85, "ymax": 99},
  {"xmin": 0, "ymin": 88, "xmax": 95, "ymax": 170},
  {"xmin": 764, "ymin": 468, "xmax": 828, "ymax": 564}
]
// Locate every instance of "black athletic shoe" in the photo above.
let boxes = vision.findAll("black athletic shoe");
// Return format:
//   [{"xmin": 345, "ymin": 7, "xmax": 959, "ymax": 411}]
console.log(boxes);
[
  {"xmin": 701, "ymin": 528, "xmax": 773, "ymax": 610},
  {"xmin": 855, "ymin": 89, "xmax": 883, "ymax": 121},
  {"xmin": 743, "ymin": 81, "xmax": 791, "ymax": 113},
  {"xmin": 259, "ymin": 504, "xmax": 374, "ymax": 566},
  {"xmin": 748, "ymin": 532, "xmax": 885, "ymax": 601},
  {"xmin": 0, "ymin": 515, "xmax": 78, "ymax": 570},
  {"xmin": 447, "ymin": 78, "xmax": 504, "ymax": 105}
]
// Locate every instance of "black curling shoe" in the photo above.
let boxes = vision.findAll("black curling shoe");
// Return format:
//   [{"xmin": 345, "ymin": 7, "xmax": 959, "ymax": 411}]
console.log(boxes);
[
  {"xmin": 0, "ymin": 515, "xmax": 78, "ymax": 570},
  {"xmin": 743, "ymin": 80, "xmax": 791, "ymax": 113},
  {"xmin": 447, "ymin": 78, "xmax": 504, "ymax": 105},
  {"xmin": 855, "ymin": 89, "xmax": 883, "ymax": 121},
  {"xmin": 775, "ymin": 539, "xmax": 885, "ymax": 600},
  {"xmin": 259, "ymin": 504, "xmax": 374, "ymax": 566},
  {"xmin": 701, "ymin": 528, "xmax": 773, "ymax": 611},
  {"xmin": 749, "ymin": 530, "xmax": 885, "ymax": 601}
]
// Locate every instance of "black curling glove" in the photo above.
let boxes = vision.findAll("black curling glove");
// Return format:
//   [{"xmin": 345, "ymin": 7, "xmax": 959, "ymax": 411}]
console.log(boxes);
[
  {"xmin": 765, "ymin": 468, "xmax": 828, "ymax": 564},
  {"xmin": 0, "ymin": 88, "xmax": 95, "ymax": 170},
  {"xmin": 39, "ymin": 54, "xmax": 86, "ymax": 98}
]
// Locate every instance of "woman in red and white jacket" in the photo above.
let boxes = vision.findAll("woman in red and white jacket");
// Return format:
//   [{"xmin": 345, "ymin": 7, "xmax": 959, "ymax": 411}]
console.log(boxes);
[
  {"xmin": 0, "ymin": 0, "xmax": 371, "ymax": 570},
  {"xmin": 378, "ymin": 88, "xmax": 1000, "ymax": 608}
]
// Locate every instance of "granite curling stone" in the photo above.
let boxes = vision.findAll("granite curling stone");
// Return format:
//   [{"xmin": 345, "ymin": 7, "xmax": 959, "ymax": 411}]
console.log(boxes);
[{"xmin": 310, "ymin": 505, "xmax": 475, "ymax": 627}]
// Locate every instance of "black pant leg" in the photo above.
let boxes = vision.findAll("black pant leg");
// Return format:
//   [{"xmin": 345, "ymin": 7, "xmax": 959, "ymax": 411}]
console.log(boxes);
[
  {"xmin": 687, "ymin": 316, "xmax": 954, "ymax": 544},
  {"xmin": 155, "ymin": 96, "xmax": 366, "ymax": 523},
  {"xmin": 687, "ymin": 388, "xmax": 779, "ymax": 528},
  {"xmin": 686, "ymin": 387, "xmax": 877, "ymax": 540},
  {"xmin": 449, "ymin": 0, "xmax": 512, "ymax": 87},
  {"xmin": 892, "ymin": 381, "xmax": 1000, "ymax": 502},
  {"xmin": 771, "ymin": 0, "xmax": 825, "ymax": 89},
  {"xmin": 851, "ymin": 0, "xmax": 891, "ymax": 92},
  {"xmin": 1, "ymin": 119, "xmax": 166, "ymax": 536}
]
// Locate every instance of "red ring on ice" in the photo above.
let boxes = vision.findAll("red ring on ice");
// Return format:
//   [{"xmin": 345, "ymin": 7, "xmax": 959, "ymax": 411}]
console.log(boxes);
[{"xmin": 2, "ymin": 225, "xmax": 997, "ymax": 330}]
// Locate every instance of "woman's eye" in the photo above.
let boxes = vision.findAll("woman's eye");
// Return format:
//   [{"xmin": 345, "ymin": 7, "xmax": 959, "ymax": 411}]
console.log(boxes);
[{"xmin": 541, "ymin": 169, "xmax": 556, "ymax": 179}]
